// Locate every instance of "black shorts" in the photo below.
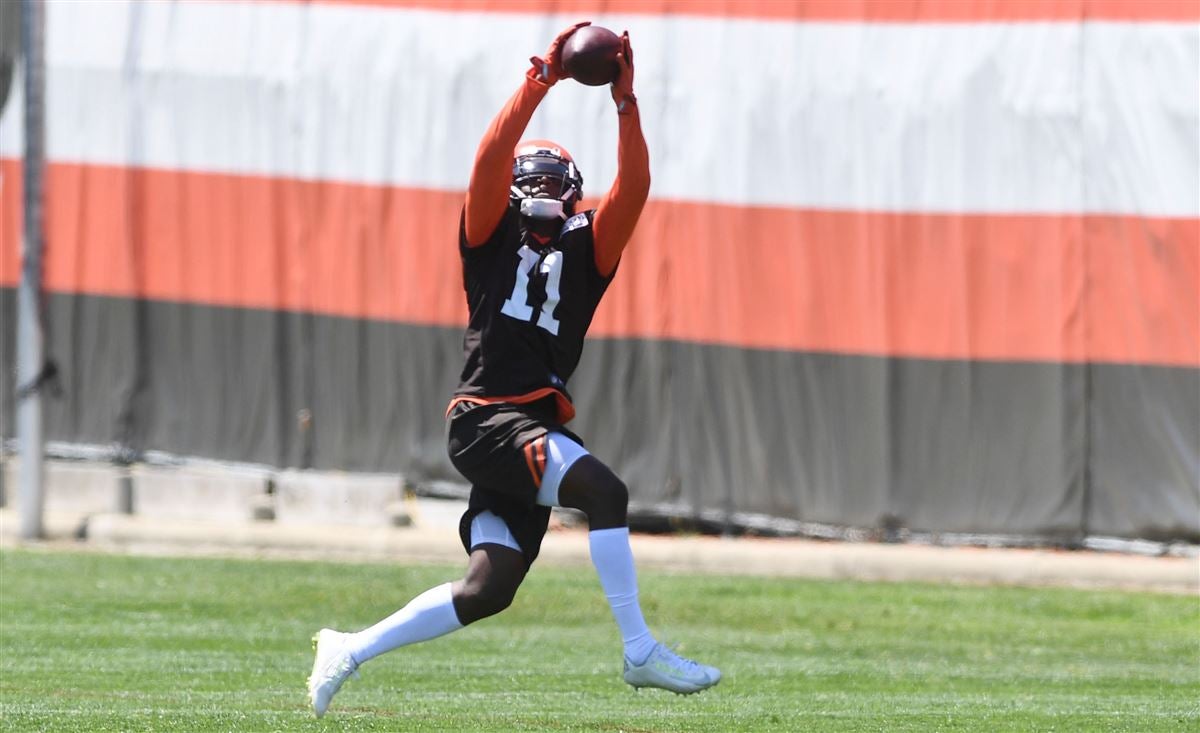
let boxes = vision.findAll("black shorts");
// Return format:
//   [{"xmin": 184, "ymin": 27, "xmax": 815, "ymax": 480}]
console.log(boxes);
[{"xmin": 446, "ymin": 396, "xmax": 583, "ymax": 567}]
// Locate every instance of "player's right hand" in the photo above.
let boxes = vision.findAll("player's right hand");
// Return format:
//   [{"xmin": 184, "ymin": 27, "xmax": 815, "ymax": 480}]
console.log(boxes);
[
  {"xmin": 529, "ymin": 21, "xmax": 591, "ymax": 86},
  {"xmin": 610, "ymin": 31, "xmax": 636, "ymax": 113}
]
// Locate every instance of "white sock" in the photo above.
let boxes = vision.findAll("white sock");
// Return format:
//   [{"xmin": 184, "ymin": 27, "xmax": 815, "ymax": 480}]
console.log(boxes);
[
  {"xmin": 345, "ymin": 582, "xmax": 464, "ymax": 665},
  {"xmin": 588, "ymin": 527, "xmax": 657, "ymax": 665}
]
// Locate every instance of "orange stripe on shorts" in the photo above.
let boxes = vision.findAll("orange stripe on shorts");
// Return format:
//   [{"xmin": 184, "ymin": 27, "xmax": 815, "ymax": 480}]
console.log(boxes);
[
  {"xmin": 523, "ymin": 440, "xmax": 542, "ymax": 488},
  {"xmin": 535, "ymin": 437, "xmax": 548, "ymax": 479}
]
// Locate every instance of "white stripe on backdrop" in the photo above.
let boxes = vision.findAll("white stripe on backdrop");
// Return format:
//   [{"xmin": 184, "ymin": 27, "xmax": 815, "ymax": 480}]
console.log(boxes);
[{"xmin": 0, "ymin": 0, "xmax": 1196, "ymax": 216}]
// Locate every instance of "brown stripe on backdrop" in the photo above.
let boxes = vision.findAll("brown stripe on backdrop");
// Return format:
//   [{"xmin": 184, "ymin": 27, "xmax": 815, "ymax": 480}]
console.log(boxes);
[
  {"xmin": 0, "ymin": 290, "xmax": 1195, "ymax": 540},
  {"xmin": 2, "ymin": 159, "xmax": 1196, "ymax": 367},
  {"xmin": 270, "ymin": 0, "xmax": 1200, "ymax": 23}
]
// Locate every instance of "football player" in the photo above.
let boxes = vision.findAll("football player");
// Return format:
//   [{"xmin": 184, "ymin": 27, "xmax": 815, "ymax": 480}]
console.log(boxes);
[{"xmin": 308, "ymin": 23, "xmax": 720, "ymax": 717}]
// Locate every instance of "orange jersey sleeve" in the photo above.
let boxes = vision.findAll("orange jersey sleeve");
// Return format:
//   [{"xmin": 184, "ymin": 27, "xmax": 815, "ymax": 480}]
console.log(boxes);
[
  {"xmin": 592, "ymin": 105, "xmax": 650, "ymax": 277},
  {"xmin": 464, "ymin": 71, "xmax": 551, "ymax": 247}
]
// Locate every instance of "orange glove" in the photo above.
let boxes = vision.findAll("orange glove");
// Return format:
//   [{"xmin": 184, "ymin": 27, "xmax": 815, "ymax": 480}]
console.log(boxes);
[
  {"xmin": 529, "ymin": 21, "xmax": 591, "ymax": 86},
  {"xmin": 610, "ymin": 31, "xmax": 636, "ymax": 113}
]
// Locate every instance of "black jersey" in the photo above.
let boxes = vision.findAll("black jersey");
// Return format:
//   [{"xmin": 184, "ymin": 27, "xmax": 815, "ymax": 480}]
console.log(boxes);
[{"xmin": 454, "ymin": 204, "xmax": 616, "ymax": 417}]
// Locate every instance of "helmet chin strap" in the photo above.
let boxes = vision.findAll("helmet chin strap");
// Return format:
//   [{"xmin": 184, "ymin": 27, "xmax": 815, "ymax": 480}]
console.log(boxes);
[
  {"xmin": 513, "ymin": 186, "xmax": 569, "ymax": 220},
  {"xmin": 519, "ymin": 198, "xmax": 566, "ymax": 220}
]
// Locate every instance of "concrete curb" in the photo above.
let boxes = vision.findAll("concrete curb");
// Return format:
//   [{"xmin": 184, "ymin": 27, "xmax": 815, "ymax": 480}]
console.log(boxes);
[
  {"xmin": 620, "ymin": 533, "xmax": 1200, "ymax": 593},
  {"xmin": 1, "ymin": 509, "xmax": 1195, "ymax": 594}
]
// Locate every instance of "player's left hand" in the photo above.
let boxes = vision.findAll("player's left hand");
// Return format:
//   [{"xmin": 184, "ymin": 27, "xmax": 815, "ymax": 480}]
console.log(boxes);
[
  {"xmin": 529, "ymin": 21, "xmax": 591, "ymax": 86},
  {"xmin": 610, "ymin": 31, "xmax": 636, "ymax": 113}
]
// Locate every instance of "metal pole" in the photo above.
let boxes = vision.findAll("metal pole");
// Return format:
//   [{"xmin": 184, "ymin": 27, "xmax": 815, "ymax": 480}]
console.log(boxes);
[{"xmin": 17, "ymin": 0, "xmax": 46, "ymax": 540}]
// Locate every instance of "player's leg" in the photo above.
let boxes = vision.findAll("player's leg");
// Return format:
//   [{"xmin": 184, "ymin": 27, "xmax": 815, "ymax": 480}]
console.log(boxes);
[
  {"xmin": 348, "ymin": 542, "xmax": 526, "ymax": 664},
  {"xmin": 537, "ymin": 433, "xmax": 721, "ymax": 694},
  {"xmin": 307, "ymin": 520, "xmax": 527, "ymax": 717},
  {"xmin": 307, "ymin": 578, "xmax": 464, "ymax": 718},
  {"xmin": 450, "ymin": 515, "xmax": 529, "ymax": 623}
]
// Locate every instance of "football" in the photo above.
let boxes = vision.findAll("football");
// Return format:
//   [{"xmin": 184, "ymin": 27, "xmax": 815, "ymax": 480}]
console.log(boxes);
[{"xmin": 561, "ymin": 26, "xmax": 622, "ymax": 86}]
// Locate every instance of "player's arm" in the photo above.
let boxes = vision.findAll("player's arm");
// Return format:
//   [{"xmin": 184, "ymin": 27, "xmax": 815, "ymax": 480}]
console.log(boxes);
[
  {"xmin": 592, "ymin": 32, "xmax": 649, "ymax": 278},
  {"xmin": 464, "ymin": 22, "xmax": 590, "ymax": 247}
]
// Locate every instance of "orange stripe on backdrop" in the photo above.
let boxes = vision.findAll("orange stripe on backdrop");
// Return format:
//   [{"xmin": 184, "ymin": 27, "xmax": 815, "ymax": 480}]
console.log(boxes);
[
  {"xmin": 1, "ymin": 158, "xmax": 1197, "ymax": 366},
  {"xmin": 288, "ymin": 0, "xmax": 1200, "ymax": 22},
  {"xmin": 630, "ymin": 200, "xmax": 1198, "ymax": 366},
  {"xmin": 0, "ymin": 161, "xmax": 15, "ymax": 284},
  {"xmin": 0, "ymin": 158, "xmax": 468, "ymax": 325}
]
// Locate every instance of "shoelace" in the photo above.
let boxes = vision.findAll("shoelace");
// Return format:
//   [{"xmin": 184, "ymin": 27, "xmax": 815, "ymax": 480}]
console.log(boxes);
[
  {"xmin": 322, "ymin": 651, "xmax": 360, "ymax": 685},
  {"xmin": 656, "ymin": 644, "xmax": 703, "ymax": 674}
]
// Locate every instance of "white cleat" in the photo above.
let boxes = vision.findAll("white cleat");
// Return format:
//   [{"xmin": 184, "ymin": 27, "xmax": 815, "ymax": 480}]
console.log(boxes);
[
  {"xmin": 623, "ymin": 642, "xmax": 721, "ymax": 695},
  {"xmin": 307, "ymin": 628, "xmax": 359, "ymax": 718}
]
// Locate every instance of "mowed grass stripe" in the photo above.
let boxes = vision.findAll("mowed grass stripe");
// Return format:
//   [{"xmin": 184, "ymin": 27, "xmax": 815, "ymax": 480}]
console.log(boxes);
[{"xmin": 1, "ymin": 549, "xmax": 1197, "ymax": 732}]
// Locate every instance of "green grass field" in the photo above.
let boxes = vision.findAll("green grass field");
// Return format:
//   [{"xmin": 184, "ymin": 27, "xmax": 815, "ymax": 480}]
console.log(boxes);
[{"xmin": 0, "ymin": 548, "xmax": 1197, "ymax": 732}]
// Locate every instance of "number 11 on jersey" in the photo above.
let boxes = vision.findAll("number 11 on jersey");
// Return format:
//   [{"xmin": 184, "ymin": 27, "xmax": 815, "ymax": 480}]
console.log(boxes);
[{"xmin": 500, "ymin": 245, "xmax": 563, "ymax": 335}]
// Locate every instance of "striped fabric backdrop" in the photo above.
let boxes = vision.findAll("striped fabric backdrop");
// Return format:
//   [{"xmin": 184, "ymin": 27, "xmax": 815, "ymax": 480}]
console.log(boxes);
[{"xmin": 1, "ymin": 0, "xmax": 1197, "ymax": 538}]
